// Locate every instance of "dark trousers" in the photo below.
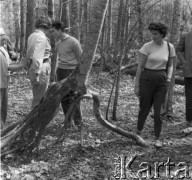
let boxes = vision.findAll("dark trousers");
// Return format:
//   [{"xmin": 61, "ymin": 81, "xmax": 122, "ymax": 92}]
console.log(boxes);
[
  {"xmin": 0, "ymin": 88, "xmax": 8, "ymax": 129},
  {"xmin": 185, "ymin": 77, "xmax": 192, "ymax": 123},
  {"xmin": 137, "ymin": 69, "xmax": 168, "ymax": 138},
  {"xmin": 56, "ymin": 68, "xmax": 82, "ymax": 125}
]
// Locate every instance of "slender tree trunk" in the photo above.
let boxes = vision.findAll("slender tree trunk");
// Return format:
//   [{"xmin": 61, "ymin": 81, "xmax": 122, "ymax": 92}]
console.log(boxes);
[
  {"xmin": 59, "ymin": 0, "xmax": 62, "ymax": 20},
  {"xmin": 107, "ymin": 0, "xmax": 112, "ymax": 47},
  {"xmin": 163, "ymin": 0, "xmax": 181, "ymax": 119},
  {"xmin": 114, "ymin": 0, "xmax": 123, "ymax": 54},
  {"xmin": 106, "ymin": 0, "xmax": 113, "ymax": 65},
  {"xmin": 137, "ymin": 0, "xmax": 143, "ymax": 45},
  {"xmin": 70, "ymin": 0, "xmax": 78, "ymax": 38},
  {"xmin": 48, "ymin": 0, "xmax": 54, "ymax": 20},
  {"xmin": 20, "ymin": 0, "xmax": 26, "ymax": 58},
  {"xmin": 26, "ymin": 0, "xmax": 36, "ymax": 43},
  {"xmin": 48, "ymin": 0, "xmax": 57, "ymax": 82},
  {"xmin": 82, "ymin": 0, "xmax": 88, "ymax": 45},
  {"xmin": 61, "ymin": 0, "xmax": 70, "ymax": 33},
  {"xmin": 13, "ymin": 0, "xmax": 20, "ymax": 51},
  {"xmin": 112, "ymin": 0, "xmax": 124, "ymax": 120},
  {"xmin": 77, "ymin": 0, "xmax": 82, "ymax": 41},
  {"xmin": 124, "ymin": 0, "xmax": 131, "ymax": 58},
  {"xmin": 120, "ymin": 0, "xmax": 126, "ymax": 48}
]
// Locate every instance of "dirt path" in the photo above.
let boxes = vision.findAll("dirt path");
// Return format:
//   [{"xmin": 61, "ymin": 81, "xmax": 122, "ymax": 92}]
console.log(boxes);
[{"xmin": 1, "ymin": 72, "xmax": 192, "ymax": 180}]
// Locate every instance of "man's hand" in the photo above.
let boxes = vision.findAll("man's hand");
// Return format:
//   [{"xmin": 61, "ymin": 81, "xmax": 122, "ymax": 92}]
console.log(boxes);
[{"xmin": 166, "ymin": 78, "xmax": 171, "ymax": 83}]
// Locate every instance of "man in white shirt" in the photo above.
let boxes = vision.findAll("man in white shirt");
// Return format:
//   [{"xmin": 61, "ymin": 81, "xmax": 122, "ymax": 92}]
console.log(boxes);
[
  {"xmin": 9, "ymin": 16, "xmax": 52, "ymax": 108},
  {"xmin": 0, "ymin": 28, "xmax": 11, "ymax": 128}
]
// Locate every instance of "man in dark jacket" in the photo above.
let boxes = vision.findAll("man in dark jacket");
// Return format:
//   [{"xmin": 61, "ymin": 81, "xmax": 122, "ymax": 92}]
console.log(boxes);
[{"xmin": 176, "ymin": 31, "xmax": 192, "ymax": 127}]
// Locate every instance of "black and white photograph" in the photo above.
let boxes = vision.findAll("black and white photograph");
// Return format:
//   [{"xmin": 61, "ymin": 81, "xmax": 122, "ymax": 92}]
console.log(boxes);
[{"xmin": 0, "ymin": 0, "xmax": 192, "ymax": 179}]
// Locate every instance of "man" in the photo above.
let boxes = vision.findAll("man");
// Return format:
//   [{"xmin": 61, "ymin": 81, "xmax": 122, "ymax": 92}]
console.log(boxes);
[
  {"xmin": 3, "ymin": 35, "xmax": 17, "ymax": 61},
  {"xmin": 51, "ymin": 21, "xmax": 82, "ymax": 127},
  {"xmin": 9, "ymin": 16, "xmax": 52, "ymax": 108},
  {"xmin": 0, "ymin": 28, "xmax": 11, "ymax": 128},
  {"xmin": 176, "ymin": 30, "xmax": 192, "ymax": 127}
]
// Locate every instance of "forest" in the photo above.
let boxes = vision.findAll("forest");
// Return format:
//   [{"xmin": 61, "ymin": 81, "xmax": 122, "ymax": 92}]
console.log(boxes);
[{"xmin": 1, "ymin": 0, "xmax": 192, "ymax": 179}]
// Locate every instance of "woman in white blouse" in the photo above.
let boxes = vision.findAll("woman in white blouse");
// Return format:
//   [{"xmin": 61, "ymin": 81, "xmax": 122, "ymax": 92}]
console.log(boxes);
[{"xmin": 134, "ymin": 22, "xmax": 176, "ymax": 148}]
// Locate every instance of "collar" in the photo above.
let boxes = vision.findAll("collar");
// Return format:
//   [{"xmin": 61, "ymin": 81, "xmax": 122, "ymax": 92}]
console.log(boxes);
[
  {"xmin": 35, "ymin": 29, "xmax": 46, "ymax": 36},
  {"xmin": 61, "ymin": 33, "xmax": 69, "ymax": 41}
]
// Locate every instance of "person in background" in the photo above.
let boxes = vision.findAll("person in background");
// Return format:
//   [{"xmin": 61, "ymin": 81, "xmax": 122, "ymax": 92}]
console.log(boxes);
[
  {"xmin": 4, "ymin": 35, "xmax": 18, "ymax": 61},
  {"xmin": 176, "ymin": 29, "xmax": 192, "ymax": 128},
  {"xmin": 9, "ymin": 16, "xmax": 52, "ymax": 108},
  {"xmin": 51, "ymin": 21, "xmax": 82, "ymax": 128},
  {"xmin": 134, "ymin": 22, "xmax": 176, "ymax": 147},
  {"xmin": 0, "ymin": 28, "xmax": 11, "ymax": 129}
]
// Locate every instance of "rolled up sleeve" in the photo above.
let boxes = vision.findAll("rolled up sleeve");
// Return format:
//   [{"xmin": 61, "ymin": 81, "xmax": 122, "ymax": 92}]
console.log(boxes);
[{"xmin": 139, "ymin": 44, "xmax": 149, "ymax": 56}]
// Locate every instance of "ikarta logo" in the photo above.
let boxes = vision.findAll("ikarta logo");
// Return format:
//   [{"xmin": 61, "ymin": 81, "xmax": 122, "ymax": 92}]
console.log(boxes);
[{"xmin": 113, "ymin": 155, "xmax": 192, "ymax": 179}]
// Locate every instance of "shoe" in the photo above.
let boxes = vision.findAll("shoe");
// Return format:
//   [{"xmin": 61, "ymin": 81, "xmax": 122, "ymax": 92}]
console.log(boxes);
[
  {"xmin": 154, "ymin": 139, "xmax": 163, "ymax": 148},
  {"xmin": 136, "ymin": 129, "xmax": 141, "ymax": 136}
]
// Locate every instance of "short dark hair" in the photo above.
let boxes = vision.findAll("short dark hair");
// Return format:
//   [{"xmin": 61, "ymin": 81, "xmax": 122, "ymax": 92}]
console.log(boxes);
[
  {"xmin": 35, "ymin": 16, "xmax": 52, "ymax": 29},
  {"xmin": 52, "ymin": 21, "xmax": 66, "ymax": 32},
  {"xmin": 148, "ymin": 22, "xmax": 168, "ymax": 38}
]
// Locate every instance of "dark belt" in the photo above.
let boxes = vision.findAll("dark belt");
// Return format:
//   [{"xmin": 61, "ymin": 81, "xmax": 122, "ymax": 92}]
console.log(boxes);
[{"xmin": 144, "ymin": 68, "xmax": 166, "ymax": 71}]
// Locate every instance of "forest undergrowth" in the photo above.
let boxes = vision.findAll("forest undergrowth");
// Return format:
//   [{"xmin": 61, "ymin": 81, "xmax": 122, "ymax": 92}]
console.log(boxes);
[{"xmin": 1, "ymin": 70, "xmax": 192, "ymax": 180}]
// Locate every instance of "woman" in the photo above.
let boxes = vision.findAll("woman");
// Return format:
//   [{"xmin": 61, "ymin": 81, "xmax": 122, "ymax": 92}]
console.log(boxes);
[{"xmin": 134, "ymin": 22, "xmax": 176, "ymax": 147}]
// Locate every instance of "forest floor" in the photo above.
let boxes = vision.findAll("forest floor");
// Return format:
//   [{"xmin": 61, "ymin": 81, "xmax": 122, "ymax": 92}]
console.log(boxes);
[{"xmin": 1, "ymin": 70, "xmax": 192, "ymax": 180}]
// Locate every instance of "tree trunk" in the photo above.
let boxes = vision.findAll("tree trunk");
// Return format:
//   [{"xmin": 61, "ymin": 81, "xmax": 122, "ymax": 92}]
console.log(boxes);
[
  {"xmin": 70, "ymin": 0, "xmax": 78, "ymax": 39},
  {"xmin": 82, "ymin": 0, "xmax": 88, "ymax": 45},
  {"xmin": 112, "ymin": 0, "xmax": 134, "ymax": 120},
  {"xmin": 114, "ymin": 0, "xmax": 123, "ymax": 55},
  {"xmin": 106, "ymin": 0, "xmax": 113, "ymax": 66},
  {"xmin": 137, "ymin": 0, "xmax": 143, "ymax": 45},
  {"xmin": 13, "ymin": 0, "xmax": 20, "ymax": 51},
  {"xmin": 112, "ymin": 0, "xmax": 124, "ymax": 120},
  {"xmin": 107, "ymin": 0, "xmax": 112, "ymax": 47},
  {"xmin": 26, "ymin": 0, "xmax": 36, "ymax": 43},
  {"xmin": 48, "ymin": 0, "xmax": 54, "ymax": 19},
  {"xmin": 1, "ymin": 0, "xmax": 147, "ymax": 157},
  {"xmin": 48, "ymin": 0, "xmax": 57, "ymax": 82},
  {"xmin": 77, "ymin": 0, "xmax": 82, "ymax": 41},
  {"xmin": 20, "ymin": 0, "xmax": 26, "ymax": 58},
  {"xmin": 61, "ymin": 0, "xmax": 70, "ymax": 33},
  {"xmin": 163, "ymin": 0, "xmax": 181, "ymax": 119}
]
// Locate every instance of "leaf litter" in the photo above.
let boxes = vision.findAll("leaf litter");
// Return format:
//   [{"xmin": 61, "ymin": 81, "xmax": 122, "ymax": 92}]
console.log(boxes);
[{"xmin": 1, "ymin": 72, "xmax": 192, "ymax": 180}]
